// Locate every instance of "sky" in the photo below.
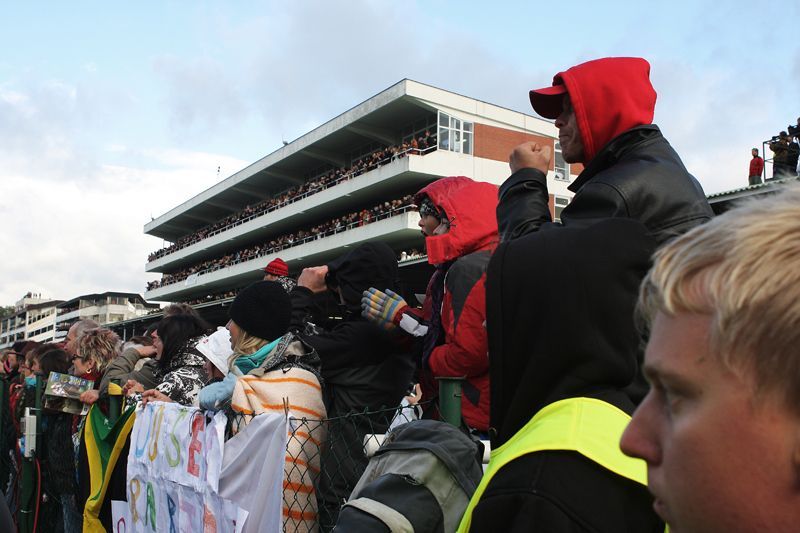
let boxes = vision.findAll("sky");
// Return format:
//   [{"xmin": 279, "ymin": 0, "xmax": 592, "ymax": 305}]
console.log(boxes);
[{"xmin": 1, "ymin": 0, "xmax": 798, "ymax": 305}]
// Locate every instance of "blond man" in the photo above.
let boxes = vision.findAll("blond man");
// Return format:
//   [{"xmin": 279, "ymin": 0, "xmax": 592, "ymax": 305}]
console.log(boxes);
[{"xmin": 621, "ymin": 185, "xmax": 800, "ymax": 532}]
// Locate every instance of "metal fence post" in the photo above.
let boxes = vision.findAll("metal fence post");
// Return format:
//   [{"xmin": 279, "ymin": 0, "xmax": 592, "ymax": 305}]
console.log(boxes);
[
  {"xmin": 437, "ymin": 377, "xmax": 464, "ymax": 428},
  {"xmin": 18, "ymin": 376, "xmax": 44, "ymax": 533}
]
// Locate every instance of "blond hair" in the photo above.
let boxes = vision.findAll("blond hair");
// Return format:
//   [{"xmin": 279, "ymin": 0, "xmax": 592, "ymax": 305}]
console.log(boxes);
[
  {"xmin": 76, "ymin": 328, "xmax": 120, "ymax": 374},
  {"xmin": 228, "ymin": 326, "xmax": 271, "ymax": 370},
  {"xmin": 639, "ymin": 185, "xmax": 800, "ymax": 412}
]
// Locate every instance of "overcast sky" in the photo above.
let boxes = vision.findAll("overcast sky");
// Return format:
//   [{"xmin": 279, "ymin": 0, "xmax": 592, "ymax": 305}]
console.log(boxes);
[{"xmin": 1, "ymin": 0, "xmax": 798, "ymax": 305}]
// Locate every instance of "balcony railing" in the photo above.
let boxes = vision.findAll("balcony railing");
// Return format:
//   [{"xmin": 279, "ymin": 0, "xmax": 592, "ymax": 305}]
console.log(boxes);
[
  {"xmin": 147, "ymin": 144, "xmax": 437, "ymax": 263},
  {"xmin": 147, "ymin": 205, "xmax": 417, "ymax": 292}
]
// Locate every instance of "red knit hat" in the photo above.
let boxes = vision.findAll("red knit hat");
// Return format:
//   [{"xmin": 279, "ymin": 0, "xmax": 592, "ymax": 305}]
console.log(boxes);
[{"xmin": 263, "ymin": 258, "xmax": 289, "ymax": 277}]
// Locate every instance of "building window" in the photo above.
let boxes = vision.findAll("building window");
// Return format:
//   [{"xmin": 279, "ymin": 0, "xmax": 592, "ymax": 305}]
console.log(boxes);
[
  {"xmin": 554, "ymin": 195, "xmax": 570, "ymax": 222},
  {"xmin": 554, "ymin": 141, "xmax": 570, "ymax": 181},
  {"xmin": 437, "ymin": 112, "xmax": 473, "ymax": 155}
]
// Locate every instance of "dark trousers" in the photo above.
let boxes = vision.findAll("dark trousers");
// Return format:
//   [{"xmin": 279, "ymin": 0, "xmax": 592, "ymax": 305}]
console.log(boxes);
[
  {"xmin": 469, "ymin": 450, "xmax": 664, "ymax": 533},
  {"xmin": 748, "ymin": 175, "xmax": 762, "ymax": 186}
]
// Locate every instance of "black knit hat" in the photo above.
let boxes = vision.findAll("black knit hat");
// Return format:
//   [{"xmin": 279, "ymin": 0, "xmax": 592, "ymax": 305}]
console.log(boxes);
[{"xmin": 229, "ymin": 281, "xmax": 292, "ymax": 341}]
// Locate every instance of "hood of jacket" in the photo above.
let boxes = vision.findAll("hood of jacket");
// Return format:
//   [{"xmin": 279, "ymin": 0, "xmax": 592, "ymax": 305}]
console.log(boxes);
[
  {"xmin": 414, "ymin": 176, "xmax": 499, "ymax": 265},
  {"xmin": 550, "ymin": 57, "xmax": 656, "ymax": 164},
  {"xmin": 326, "ymin": 241, "xmax": 398, "ymax": 313}
]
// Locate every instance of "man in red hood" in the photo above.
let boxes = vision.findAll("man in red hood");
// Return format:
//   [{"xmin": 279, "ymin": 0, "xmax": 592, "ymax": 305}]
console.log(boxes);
[
  {"xmin": 459, "ymin": 58, "xmax": 713, "ymax": 532},
  {"xmin": 362, "ymin": 176, "xmax": 498, "ymax": 433}
]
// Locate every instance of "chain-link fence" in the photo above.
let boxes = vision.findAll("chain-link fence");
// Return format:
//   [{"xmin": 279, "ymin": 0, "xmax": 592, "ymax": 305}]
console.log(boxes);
[{"xmin": 226, "ymin": 400, "xmax": 430, "ymax": 533}]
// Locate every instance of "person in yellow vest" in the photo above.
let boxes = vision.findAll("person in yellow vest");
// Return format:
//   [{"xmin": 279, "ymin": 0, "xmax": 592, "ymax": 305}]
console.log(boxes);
[
  {"xmin": 620, "ymin": 186, "xmax": 800, "ymax": 532},
  {"xmin": 461, "ymin": 57, "xmax": 712, "ymax": 532}
]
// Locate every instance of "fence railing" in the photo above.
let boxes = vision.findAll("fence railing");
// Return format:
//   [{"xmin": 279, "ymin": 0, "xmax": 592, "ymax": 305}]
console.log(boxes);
[{"xmin": 3, "ymin": 374, "xmax": 464, "ymax": 533}]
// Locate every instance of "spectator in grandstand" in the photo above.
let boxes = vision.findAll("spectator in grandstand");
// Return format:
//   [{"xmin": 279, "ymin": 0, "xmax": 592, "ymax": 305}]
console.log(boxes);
[
  {"xmin": 769, "ymin": 131, "xmax": 791, "ymax": 179},
  {"xmin": 291, "ymin": 241, "xmax": 415, "ymax": 530},
  {"xmin": 147, "ymin": 142, "xmax": 434, "ymax": 262},
  {"xmin": 137, "ymin": 314, "xmax": 210, "ymax": 406},
  {"xmin": 262, "ymin": 257, "xmax": 297, "ymax": 292},
  {"xmin": 748, "ymin": 147, "xmax": 764, "ymax": 185},
  {"xmin": 148, "ymin": 195, "xmax": 414, "ymax": 291},
  {"xmin": 621, "ymin": 185, "xmax": 800, "ymax": 532},
  {"xmin": 64, "ymin": 318, "xmax": 100, "ymax": 357},
  {"xmin": 362, "ymin": 176, "xmax": 499, "ymax": 434}
]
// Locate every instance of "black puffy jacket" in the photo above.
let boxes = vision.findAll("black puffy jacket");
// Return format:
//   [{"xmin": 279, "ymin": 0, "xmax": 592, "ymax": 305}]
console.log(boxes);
[{"xmin": 498, "ymin": 125, "xmax": 713, "ymax": 246}]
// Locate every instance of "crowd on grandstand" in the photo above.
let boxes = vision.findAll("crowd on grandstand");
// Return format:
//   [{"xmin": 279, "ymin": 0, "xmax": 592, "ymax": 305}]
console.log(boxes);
[
  {"xmin": 4, "ymin": 58, "xmax": 800, "ymax": 533},
  {"xmin": 148, "ymin": 132, "xmax": 437, "ymax": 262},
  {"xmin": 146, "ymin": 195, "xmax": 414, "ymax": 291}
]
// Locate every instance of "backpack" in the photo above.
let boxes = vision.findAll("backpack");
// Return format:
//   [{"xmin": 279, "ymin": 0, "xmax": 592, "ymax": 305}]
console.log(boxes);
[{"xmin": 334, "ymin": 419, "xmax": 484, "ymax": 533}]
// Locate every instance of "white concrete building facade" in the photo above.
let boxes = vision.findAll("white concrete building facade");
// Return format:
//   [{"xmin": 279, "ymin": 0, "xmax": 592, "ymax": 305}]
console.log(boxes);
[{"xmin": 143, "ymin": 80, "xmax": 580, "ymax": 304}]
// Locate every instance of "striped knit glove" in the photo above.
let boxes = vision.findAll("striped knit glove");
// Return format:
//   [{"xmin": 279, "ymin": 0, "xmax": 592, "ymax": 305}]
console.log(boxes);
[{"xmin": 361, "ymin": 288, "xmax": 410, "ymax": 331}]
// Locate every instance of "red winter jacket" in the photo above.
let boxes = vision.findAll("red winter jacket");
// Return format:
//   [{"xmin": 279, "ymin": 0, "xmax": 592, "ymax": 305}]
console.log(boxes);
[
  {"xmin": 749, "ymin": 156, "xmax": 764, "ymax": 177},
  {"xmin": 414, "ymin": 176, "xmax": 499, "ymax": 431}
]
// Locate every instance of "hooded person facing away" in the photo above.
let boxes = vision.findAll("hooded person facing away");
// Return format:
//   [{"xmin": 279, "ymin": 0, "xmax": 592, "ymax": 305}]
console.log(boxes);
[
  {"xmin": 290, "ymin": 241, "xmax": 415, "ymax": 530},
  {"xmin": 362, "ymin": 176, "xmax": 499, "ymax": 433},
  {"xmin": 459, "ymin": 57, "xmax": 713, "ymax": 532}
]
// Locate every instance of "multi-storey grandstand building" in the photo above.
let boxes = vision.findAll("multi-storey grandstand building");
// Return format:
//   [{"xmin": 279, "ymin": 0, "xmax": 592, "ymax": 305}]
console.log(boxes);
[{"xmin": 133, "ymin": 80, "xmax": 581, "ymax": 334}]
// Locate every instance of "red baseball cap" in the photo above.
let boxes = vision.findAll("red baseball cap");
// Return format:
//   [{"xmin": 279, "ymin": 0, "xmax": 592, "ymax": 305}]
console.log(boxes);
[{"xmin": 529, "ymin": 83, "xmax": 568, "ymax": 120}]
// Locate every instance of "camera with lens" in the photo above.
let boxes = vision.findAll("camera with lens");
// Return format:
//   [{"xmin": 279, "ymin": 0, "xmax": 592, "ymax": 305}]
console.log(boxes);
[{"xmin": 788, "ymin": 124, "xmax": 799, "ymax": 137}]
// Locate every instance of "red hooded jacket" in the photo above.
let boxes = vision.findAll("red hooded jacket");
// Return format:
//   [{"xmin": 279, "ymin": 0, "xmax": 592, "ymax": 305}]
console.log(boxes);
[{"xmin": 414, "ymin": 176, "xmax": 498, "ymax": 431}]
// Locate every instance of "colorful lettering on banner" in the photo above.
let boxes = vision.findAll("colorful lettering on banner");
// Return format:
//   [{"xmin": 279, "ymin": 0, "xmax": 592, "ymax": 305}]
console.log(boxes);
[
  {"xmin": 112, "ymin": 500, "xmax": 131, "ymax": 533},
  {"xmin": 148, "ymin": 405, "xmax": 166, "ymax": 463},
  {"xmin": 167, "ymin": 409, "xmax": 189, "ymax": 468},
  {"xmin": 167, "ymin": 491, "xmax": 178, "ymax": 533},
  {"xmin": 186, "ymin": 412, "xmax": 205, "ymax": 478},
  {"xmin": 178, "ymin": 485, "xmax": 204, "ymax": 533},
  {"xmin": 133, "ymin": 406, "xmax": 153, "ymax": 460},
  {"xmin": 129, "ymin": 478, "xmax": 141, "ymax": 524},
  {"xmin": 145, "ymin": 482, "xmax": 157, "ymax": 529},
  {"xmin": 203, "ymin": 504, "xmax": 217, "ymax": 533},
  {"xmin": 126, "ymin": 403, "xmax": 242, "ymax": 533}
]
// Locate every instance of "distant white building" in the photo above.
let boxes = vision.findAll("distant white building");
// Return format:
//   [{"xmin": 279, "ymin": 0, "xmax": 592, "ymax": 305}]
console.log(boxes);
[
  {"xmin": 0, "ymin": 291, "xmax": 159, "ymax": 349},
  {"xmin": 0, "ymin": 293, "xmax": 61, "ymax": 347},
  {"xmin": 143, "ymin": 79, "xmax": 580, "ymax": 305}
]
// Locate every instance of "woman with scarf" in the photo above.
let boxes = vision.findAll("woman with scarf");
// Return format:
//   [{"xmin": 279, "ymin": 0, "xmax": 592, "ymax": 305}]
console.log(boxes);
[{"xmin": 198, "ymin": 280, "xmax": 326, "ymax": 532}]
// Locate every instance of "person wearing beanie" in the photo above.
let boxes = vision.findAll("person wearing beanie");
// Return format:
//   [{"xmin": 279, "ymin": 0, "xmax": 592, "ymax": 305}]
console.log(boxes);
[
  {"xmin": 459, "ymin": 57, "xmax": 714, "ymax": 532},
  {"xmin": 262, "ymin": 257, "xmax": 297, "ymax": 293},
  {"xmin": 291, "ymin": 241, "xmax": 415, "ymax": 529},
  {"xmin": 200, "ymin": 280, "xmax": 326, "ymax": 530}
]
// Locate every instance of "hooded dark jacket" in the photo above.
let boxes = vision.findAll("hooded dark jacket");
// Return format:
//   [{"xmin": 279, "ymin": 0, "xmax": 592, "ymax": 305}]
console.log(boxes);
[
  {"xmin": 412, "ymin": 176, "xmax": 498, "ymax": 431},
  {"xmin": 290, "ymin": 241, "xmax": 415, "ymax": 530},
  {"xmin": 490, "ymin": 58, "xmax": 713, "ymax": 446},
  {"xmin": 475, "ymin": 58, "xmax": 709, "ymax": 532}
]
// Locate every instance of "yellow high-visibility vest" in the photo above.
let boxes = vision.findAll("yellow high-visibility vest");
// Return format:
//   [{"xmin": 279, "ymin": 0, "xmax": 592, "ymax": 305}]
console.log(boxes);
[{"xmin": 457, "ymin": 396, "xmax": 647, "ymax": 532}]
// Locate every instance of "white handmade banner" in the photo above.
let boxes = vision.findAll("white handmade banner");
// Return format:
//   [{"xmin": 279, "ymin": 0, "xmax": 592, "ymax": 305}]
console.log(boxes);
[{"xmin": 124, "ymin": 401, "xmax": 287, "ymax": 533}]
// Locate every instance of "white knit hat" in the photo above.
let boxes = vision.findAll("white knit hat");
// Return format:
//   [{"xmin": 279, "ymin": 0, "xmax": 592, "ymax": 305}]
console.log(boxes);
[{"xmin": 195, "ymin": 327, "xmax": 233, "ymax": 375}]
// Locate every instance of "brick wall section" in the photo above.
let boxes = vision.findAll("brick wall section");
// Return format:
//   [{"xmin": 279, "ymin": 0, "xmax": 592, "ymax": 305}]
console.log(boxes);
[{"xmin": 474, "ymin": 124, "xmax": 554, "ymax": 171}]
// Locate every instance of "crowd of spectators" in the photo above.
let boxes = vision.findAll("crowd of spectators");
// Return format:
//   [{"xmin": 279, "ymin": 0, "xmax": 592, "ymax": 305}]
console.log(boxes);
[
  {"xmin": 147, "ymin": 195, "xmax": 415, "ymax": 291},
  {"xmin": 148, "ymin": 132, "xmax": 437, "ymax": 262}
]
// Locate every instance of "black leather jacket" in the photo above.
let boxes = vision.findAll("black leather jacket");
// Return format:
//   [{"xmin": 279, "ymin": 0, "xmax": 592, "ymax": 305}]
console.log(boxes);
[{"xmin": 498, "ymin": 125, "xmax": 713, "ymax": 246}]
